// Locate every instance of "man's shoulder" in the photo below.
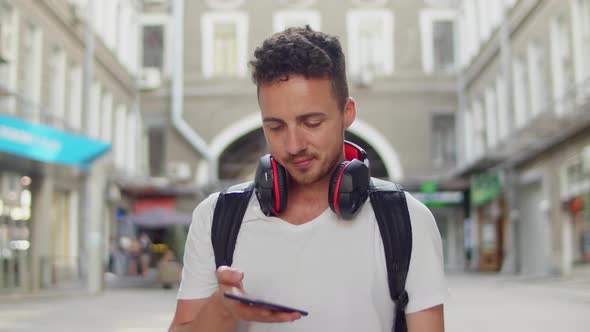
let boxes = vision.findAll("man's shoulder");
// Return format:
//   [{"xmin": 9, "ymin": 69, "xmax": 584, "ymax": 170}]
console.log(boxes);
[
  {"xmin": 369, "ymin": 177, "xmax": 404, "ymax": 192},
  {"xmin": 366, "ymin": 178, "xmax": 435, "ymax": 227},
  {"xmin": 194, "ymin": 181, "xmax": 254, "ymax": 213},
  {"xmin": 200, "ymin": 181, "xmax": 260, "ymax": 223},
  {"xmin": 223, "ymin": 181, "xmax": 255, "ymax": 193}
]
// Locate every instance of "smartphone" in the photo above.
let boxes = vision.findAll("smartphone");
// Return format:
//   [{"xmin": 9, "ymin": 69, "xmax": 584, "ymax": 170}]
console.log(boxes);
[{"xmin": 223, "ymin": 292, "xmax": 309, "ymax": 316}]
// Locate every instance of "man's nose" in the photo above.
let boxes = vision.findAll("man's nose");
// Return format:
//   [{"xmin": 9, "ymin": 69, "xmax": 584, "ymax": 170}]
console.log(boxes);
[{"xmin": 285, "ymin": 127, "xmax": 305, "ymax": 155}]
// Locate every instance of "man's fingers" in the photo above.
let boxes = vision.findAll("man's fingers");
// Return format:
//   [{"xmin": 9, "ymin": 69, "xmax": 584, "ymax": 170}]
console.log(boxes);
[
  {"xmin": 215, "ymin": 266, "xmax": 302, "ymax": 323},
  {"xmin": 233, "ymin": 304, "xmax": 301, "ymax": 323},
  {"xmin": 216, "ymin": 266, "xmax": 244, "ymax": 287}
]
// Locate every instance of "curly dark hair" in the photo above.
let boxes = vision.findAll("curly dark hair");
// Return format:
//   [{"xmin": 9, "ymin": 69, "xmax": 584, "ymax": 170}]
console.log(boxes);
[{"xmin": 249, "ymin": 26, "xmax": 349, "ymax": 110}]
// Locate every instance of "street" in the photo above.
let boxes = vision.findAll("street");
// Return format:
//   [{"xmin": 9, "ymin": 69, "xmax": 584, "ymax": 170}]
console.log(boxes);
[
  {"xmin": 445, "ymin": 273, "xmax": 590, "ymax": 331},
  {"xmin": 0, "ymin": 273, "xmax": 589, "ymax": 332}
]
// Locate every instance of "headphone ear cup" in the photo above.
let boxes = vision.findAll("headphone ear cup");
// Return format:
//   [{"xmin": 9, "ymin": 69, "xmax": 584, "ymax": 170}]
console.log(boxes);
[
  {"xmin": 328, "ymin": 159, "xmax": 370, "ymax": 220},
  {"xmin": 328, "ymin": 161, "xmax": 350, "ymax": 217},
  {"xmin": 272, "ymin": 158, "xmax": 288, "ymax": 213}
]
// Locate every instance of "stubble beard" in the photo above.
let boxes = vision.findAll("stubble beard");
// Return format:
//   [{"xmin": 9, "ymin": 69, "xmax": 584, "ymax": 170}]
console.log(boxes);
[{"xmin": 288, "ymin": 150, "xmax": 342, "ymax": 186}]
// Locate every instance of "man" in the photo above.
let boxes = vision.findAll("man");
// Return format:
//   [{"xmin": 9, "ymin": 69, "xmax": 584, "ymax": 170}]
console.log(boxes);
[{"xmin": 169, "ymin": 26, "xmax": 446, "ymax": 332}]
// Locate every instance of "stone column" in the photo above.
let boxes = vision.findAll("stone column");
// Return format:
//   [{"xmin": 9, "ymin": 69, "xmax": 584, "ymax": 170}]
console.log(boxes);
[
  {"xmin": 30, "ymin": 167, "xmax": 54, "ymax": 292},
  {"xmin": 81, "ymin": 159, "xmax": 107, "ymax": 294}
]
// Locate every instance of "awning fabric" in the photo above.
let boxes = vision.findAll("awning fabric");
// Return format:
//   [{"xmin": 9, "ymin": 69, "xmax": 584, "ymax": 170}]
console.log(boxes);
[{"xmin": 0, "ymin": 115, "xmax": 110, "ymax": 170}]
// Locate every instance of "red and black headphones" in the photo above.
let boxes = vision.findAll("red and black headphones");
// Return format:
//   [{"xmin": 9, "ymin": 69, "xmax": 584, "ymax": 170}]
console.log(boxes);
[{"xmin": 254, "ymin": 141, "xmax": 371, "ymax": 220}]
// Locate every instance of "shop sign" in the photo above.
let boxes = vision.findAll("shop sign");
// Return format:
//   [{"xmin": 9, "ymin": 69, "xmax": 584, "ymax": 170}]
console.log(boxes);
[
  {"xmin": 412, "ymin": 191, "xmax": 463, "ymax": 208},
  {"xmin": 412, "ymin": 181, "xmax": 463, "ymax": 208},
  {"xmin": 470, "ymin": 174, "xmax": 502, "ymax": 207},
  {"xmin": 133, "ymin": 196, "xmax": 176, "ymax": 213},
  {"xmin": 0, "ymin": 115, "xmax": 110, "ymax": 170}
]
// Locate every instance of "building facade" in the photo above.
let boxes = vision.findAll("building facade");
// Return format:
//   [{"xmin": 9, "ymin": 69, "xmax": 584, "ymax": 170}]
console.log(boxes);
[
  {"xmin": 456, "ymin": 0, "xmax": 590, "ymax": 275},
  {"xmin": 139, "ymin": 0, "xmax": 465, "ymax": 270},
  {"xmin": 0, "ymin": 0, "xmax": 148, "ymax": 295}
]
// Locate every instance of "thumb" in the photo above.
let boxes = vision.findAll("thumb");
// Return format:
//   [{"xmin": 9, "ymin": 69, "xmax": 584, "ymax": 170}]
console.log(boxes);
[{"xmin": 216, "ymin": 265, "xmax": 244, "ymax": 286}]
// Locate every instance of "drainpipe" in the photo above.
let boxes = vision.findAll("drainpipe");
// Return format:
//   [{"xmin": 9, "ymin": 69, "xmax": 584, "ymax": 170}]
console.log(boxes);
[
  {"xmin": 498, "ymin": 4, "xmax": 518, "ymax": 275},
  {"xmin": 171, "ymin": 0, "xmax": 215, "ymax": 184}
]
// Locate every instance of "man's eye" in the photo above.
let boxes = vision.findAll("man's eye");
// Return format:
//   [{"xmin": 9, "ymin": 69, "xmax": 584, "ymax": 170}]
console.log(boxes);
[
  {"xmin": 305, "ymin": 121, "xmax": 322, "ymax": 128},
  {"xmin": 268, "ymin": 124, "xmax": 283, "ymax": 131}
]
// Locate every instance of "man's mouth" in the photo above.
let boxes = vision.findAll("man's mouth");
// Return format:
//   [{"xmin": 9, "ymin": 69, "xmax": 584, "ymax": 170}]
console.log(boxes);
[{"xmin": 290, "ymin": 157, "xmax": 313, "ymax": 168}]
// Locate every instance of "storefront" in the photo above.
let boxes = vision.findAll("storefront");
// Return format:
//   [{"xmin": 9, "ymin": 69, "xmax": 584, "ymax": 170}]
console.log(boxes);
[
  {"xmin": 412, "ymin": 182, "xmax": 467, "ymax": 270},
  {"xmin": 110, "ymin": 191, "xmax": 193, "ymax": 277},
  {"xmin": 0, "ymin": 172, "xmax": 32, "ymax": 291},
  {"xmin": 470, "ymin": 173, "xmax": 506, "ymax": 272},
  {"xmin": 0, "ymin": 115, "xmax": 110, "ymax": 293},
  {"xmin": 561, "ymin": 147, "xmax": 590, "ymax": 265}
]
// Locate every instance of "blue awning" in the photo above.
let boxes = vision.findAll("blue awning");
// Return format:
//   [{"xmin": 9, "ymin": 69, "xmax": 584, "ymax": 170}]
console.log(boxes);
[{"xmin": 0, "ymin": 115, "xmax": 111, "ymax": 170}]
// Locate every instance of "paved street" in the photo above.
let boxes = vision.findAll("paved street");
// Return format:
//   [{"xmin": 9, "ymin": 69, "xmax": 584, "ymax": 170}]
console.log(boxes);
[
  {"xmin": 0, "ymin": 273, "xmax": 589, "ymax": 332},
  {"xmin": 0, "ymin": 287, "xmax": 177, "ymax": 332},
  {"xmin": 445, "ymin": 272, "xmax": 590, "ymax": 331}
]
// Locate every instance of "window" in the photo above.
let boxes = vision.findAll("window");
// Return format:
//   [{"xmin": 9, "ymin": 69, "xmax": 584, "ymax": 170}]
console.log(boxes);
[
  {"xmin": 527, "ymin": 41, "xmax": 548, "ymax": 116},
  {"xmin": 489, "ymin": 1, "xmax": 503, "ymax": 29},
  {"xmin": 484, "ymin": 86, "xmax": 498, "ymax": 148},
  {"xmin": 420, "ymin": 10, "xmax": 457, "ymax": 74},
  {"xmin": 20, "ymin": 22, "xmax": 42, "ymax": 124},
  {"xmin": 431, "ymin": 113, "xmax": 456, "ymax": 169},
  {"xmin": 142, "ymin": 25, "xmax": 164, "ymax": 69},
  {"xmin": 141, "ymin": 14, "xmax": 170, "ymax": 75},
  {"xmin": 551, "ymin": 14, "xmax": 575, "ymax": 115},
  {"xmin": 572, "ymin": 0, "xmax": 590, "ymax": 94},
  {"xmin": 463, "ymin": 108, "xmax": 474, "ymax": 162},
  {"xmin": 0, "ymin": 1, "xmax": 19, "ymax": 114},
  {"xmin": 512, "ymin": 56, "xmax": 529, "ymax": 128},
  {"xmin": 202, "ymin": 12, "xmax": 248, "ymax": 78},
  {"xmin": 104, "ymin": 0, "xmax": 118, "ymax": 50},
  {"xmin": 464, "ymin": 0, "xmax": 479, "ymax": 61},
  {"xmin": 148, "ymin": 126, "xmax": 166, "ymax": 176},
  {"xmin": 476, "ymin": 0, "xmax": 491, "ymax": 42},
  {"xmin": 48, "ymin": 47, "xmax": 66, "ymax": 128},
  {"xmin": 117, "ymin": 1, "xmax": 139, "ymax": 75},
  {"xmin": 101, "ymin": 93, "xmax": 113, "ymax": 142},
  {"xmin": 67, "ymin": 64, "xmax": 82, "ymax": 131},
  {"xmin": 273, "ymin": 10, "xmax": 321, "ymax": 32},
  {"xmin": 347, "ymin": 10, "xmax": 394, "ymax": 77},
  {"xmin": 126, "ymin": 110, "xmax": 137, "ymax": 173},
  {"xmin": 472, "ymin": 99, "xmax": 486, "ymax": 158},
  {"xmin": 117, "ymin": 1, "xmax": 129, "ymax": 61},
  {"xmin": 0, "ymin": 0, "xmax": 15, "ymax": 63}
]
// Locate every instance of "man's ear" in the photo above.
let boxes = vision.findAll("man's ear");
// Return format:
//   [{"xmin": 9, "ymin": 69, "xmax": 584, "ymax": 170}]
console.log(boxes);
[{"xmin": 343, "ymin": 97, "xmax": 357, "ymax": 129}]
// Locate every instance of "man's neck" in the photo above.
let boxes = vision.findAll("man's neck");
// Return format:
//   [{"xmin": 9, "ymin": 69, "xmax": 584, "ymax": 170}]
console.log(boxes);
[
  {"xmin": 289, "ymin": 177, "xmax": 330, "ymax": 204},
  {"xmin": 277, "ymin": 177, "xmax": 331, "ymax": 225}
]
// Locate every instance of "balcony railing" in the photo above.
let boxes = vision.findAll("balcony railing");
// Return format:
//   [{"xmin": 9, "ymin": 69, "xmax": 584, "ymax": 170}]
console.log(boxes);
[{"xmin": 0, "ymin": 84, "xmax": 85, "ymax": 136}]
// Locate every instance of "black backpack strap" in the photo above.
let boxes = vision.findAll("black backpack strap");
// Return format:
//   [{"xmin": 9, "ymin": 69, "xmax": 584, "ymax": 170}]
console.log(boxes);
[
  {"xmin": 369, "ymin": 178, "xmax": 412, "ymax": 332},
  {"xmin": 211, "ymin": 182, "xmax": 255, "ymax": 269}
]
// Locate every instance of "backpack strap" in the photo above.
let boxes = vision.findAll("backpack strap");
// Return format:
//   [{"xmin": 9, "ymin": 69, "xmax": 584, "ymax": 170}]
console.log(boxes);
[
  {"xmin": 369, "ymin": 178, "xmax": 412, "ymax": 332},
  {"xmin": 211, "ymin": 181, "xmax": 255, "ymax": 268}
]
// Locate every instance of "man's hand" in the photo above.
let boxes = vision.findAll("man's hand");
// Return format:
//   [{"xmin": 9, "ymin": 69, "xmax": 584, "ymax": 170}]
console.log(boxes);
[
  {"xmin": 169, "ymin": 266, "xmax": 301, "ymax": 332},
  {"xmin": 215, "ymin": 266, "xmax": 302, "ymax": 323}
]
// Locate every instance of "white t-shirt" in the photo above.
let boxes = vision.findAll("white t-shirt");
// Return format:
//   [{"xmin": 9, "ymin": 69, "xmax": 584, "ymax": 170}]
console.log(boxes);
[{"xmin": 177, "ymin": 190, "xmax": 446, "ymax": 332}]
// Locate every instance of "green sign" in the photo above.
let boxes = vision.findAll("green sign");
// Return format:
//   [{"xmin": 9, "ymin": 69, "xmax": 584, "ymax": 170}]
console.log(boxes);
[
  {"xmin": 412, "ymin": 182, "xmax": 463, "ymax": 208},
  {"xmin": 470, "ymin": 174, "xmax": 502, "ymax": 207},
  {"xmin": 420, "ymin": 181, "xmax": 438, "ymax": 193},
  {"xmin": 412, "ymin": 191, "xmax": 463, "ymax": 208}
]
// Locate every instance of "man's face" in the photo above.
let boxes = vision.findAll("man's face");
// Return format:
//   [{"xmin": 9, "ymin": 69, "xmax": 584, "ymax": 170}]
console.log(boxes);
[{"xmin": 258, "ymin": 75, "xmax": 355, "ymax": 185}]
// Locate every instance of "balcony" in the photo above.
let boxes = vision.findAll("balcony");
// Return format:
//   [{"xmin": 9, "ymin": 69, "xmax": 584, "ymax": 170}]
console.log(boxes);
[{"xmin": 452, "ymin": 77, "xmax": 590, "ymax": 177}]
